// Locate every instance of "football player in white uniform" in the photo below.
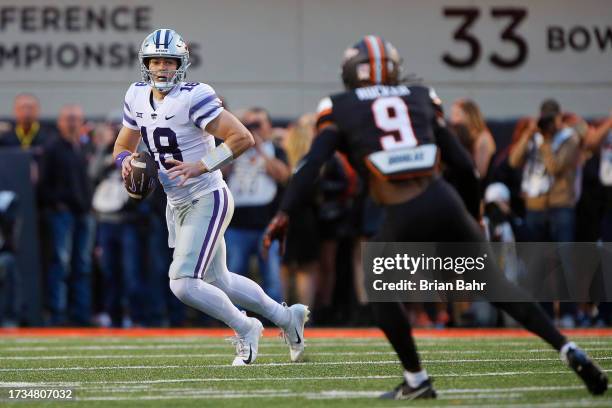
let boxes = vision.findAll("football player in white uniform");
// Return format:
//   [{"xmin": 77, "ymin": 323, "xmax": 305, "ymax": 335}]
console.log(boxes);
[{"xmin": 113, "ymin": 28, "xmax": 308, "ymax": 366}]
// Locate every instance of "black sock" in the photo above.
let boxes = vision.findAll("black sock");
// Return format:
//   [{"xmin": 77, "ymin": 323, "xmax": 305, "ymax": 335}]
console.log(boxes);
[{"xmin": 372, "ymin": 302, "xmax": 422, "ymax": 372}]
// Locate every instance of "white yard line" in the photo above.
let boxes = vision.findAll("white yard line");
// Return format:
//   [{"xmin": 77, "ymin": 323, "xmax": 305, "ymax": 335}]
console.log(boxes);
[
  {"xmin": 2, "ymin": 371, "xmax": 610, "ymax": 389},
  {"xmin": 0, "ymin": 343, "xmax": 394, "ymax": 351},
  {"xmin": 2, "ymin": 356, "xmax": 611, "ymax": 369},
  {"xmin": 69, "ymin": 384, "xmax": 585, "ymax": 394},
  {"xmin": 2, "ymin": 358, "xmax": 611, "ymax": 372},
  {"xmin": 0, "ymin": 377, "xmax": 397, "ymax": 387},
  {"xmin": 442, "ymin": 385, "xmax": 584, "ymax": 393},
  {"xmin": 3, "ymin": 348, "xmax": 612, "ymax": 361},
  {"xmin": 2, "ymin": 341, "xmax": 610, "ymax": 352},
  {"xmin": 71, "ymin": 391, "xmax": 381, "ymax": 401},
  {"xmin": 1, "ymin": 361, "xmax": 401, "ymax": 372},
  {"xmin": 8, "ymin": 349, "xmax": 612, "ymax": 360}
]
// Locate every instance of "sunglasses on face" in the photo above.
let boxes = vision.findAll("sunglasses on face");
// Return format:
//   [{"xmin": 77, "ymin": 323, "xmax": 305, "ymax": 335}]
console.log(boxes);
[{"xmin": 245, "ymin": 121, "xmax": 263, "ymax": 131}]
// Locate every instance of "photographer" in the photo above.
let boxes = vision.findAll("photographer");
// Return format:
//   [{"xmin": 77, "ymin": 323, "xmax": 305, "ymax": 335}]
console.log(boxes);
[
  {"xmin": 509, "ymin": 99, "xmax": 580, "ymax": 243},
  {"xmin": 509, "ymin": 99, "xmax": 581, "ymax": 327}
]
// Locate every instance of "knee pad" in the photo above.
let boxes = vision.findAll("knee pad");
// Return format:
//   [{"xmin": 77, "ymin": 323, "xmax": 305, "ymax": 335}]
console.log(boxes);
[
  {"xmin": 169, "ymin": 278, "xmax": 192, "ymax": 303},
  {"xmin": 169, "ymin": 254, "xmax": 198, "ymax": 280}
]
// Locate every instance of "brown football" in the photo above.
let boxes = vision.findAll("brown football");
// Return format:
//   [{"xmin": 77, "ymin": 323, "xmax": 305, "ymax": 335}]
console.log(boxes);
[{"xmin": 125, "ymin": 152, "xmax": 158, "ymax": 201}]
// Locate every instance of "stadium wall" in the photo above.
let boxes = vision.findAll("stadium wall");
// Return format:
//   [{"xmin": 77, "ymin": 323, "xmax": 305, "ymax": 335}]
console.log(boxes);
[{"xmin": 0, "ymin": 0, "xmax": 610, "ymax": 120}]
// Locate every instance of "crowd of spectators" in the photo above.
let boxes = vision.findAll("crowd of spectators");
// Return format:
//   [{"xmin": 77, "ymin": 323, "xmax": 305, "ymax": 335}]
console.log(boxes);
[{"xmin": 0, "ymin": 92, "xmax": 611, "ymax": 329}]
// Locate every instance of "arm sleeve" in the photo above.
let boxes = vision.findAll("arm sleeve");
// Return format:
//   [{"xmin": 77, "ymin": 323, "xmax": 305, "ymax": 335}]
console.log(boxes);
[
  {"xmin": 428, "ymin": 86, "xmax": 475, "ymax": 175},
  {"xmin": 435, "ymin": 117, "xmax": 476, "ymax": 177},
  {"xmin": 189, "ymin": 83, "xmax": 224, "ymax": 130},
  {"xmin": 429, "ymin": 87, "xmax": 444, "ymax": 117},
  {"xmin": 315, "ymin": 97, "xmax": 334, "ymax": 132},
  {"xmin": 122, "ymin": 84, "xmax": 139, "ymax": 130},
  {"xmin": 279, "ymin": 127, "xmax": 342, "ymax": 213}
]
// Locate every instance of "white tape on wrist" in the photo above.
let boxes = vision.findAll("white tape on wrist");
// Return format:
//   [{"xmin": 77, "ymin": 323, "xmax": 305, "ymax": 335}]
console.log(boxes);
[{"xmin": 201, "ymin": 142, "xmax": 234, "ymax": 172}]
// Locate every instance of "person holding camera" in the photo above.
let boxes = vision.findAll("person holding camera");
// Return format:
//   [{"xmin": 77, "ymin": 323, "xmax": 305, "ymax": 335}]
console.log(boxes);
[
  {"xmin": 509, "ymin": 99, "xmax": 580, "ymax": 243},
  {"xmin": 509, "ymin": 99, "xmax": 581, "ymax": 327}
]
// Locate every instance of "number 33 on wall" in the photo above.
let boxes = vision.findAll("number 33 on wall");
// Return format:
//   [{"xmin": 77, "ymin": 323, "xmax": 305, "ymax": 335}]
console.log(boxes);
[{"xmin": 442, "ymin": 7, "xmax": 528, "ymax": 70}]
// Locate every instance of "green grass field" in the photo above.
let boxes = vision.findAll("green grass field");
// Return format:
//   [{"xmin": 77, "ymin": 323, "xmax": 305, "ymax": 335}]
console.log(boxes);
[{"xmin": 1, "ymin": 333, "xmax": 611, "ymax": 407}]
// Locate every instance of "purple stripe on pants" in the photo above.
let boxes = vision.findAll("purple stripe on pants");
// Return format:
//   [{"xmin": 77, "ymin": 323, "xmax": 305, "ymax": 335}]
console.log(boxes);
[
  {"xmin": 193, "ymin": 190, "xmax": 220, "ymax": 278},
  {"xmin": 201, "ymin": 188, "xmax": 229, "ymax": 277}
]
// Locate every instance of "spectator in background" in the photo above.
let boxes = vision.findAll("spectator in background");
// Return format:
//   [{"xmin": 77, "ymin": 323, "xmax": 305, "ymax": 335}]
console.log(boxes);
[
  {"xmin": 313, "ymin": 152, "xmax": 357, "ymax": 324},
  {"xmin": 585, "ymin": 111, "xmax": 612, "ymax": 241},
  {"xmin": 0, "ymin": 94, "xmax": 56, "ymax": 185},
  {"xmin": 567, "ymin": 112, "xmax": 603, "ymax": 244},
  {"xmin": 0, "ymin": 94, "xmax": 50, "ymax": 149},
  {"xmin": 0, "ymin": 94, "xmax": 56, "ymax": 155},
  {"xmin": 509, "ymin": 100, "xmax": 580, "ymax": 243},
  {"xmin": 281, "ymin": 113, "xmax": 319, "ymax": 306},
  {"xmin": 562, "ymin": 113, "xmax": 590, "ymax": 201},
  {"xmin": 225, "ymin": 107, "xmax": 291, "ymax": 303},
  {"xmin": 449, "ymin": 123, "xmax": 475, "ymax": 156},
  {"xmin": 562, "ymin": 112, "xmax": 605, "ymax": 327},
  {"xmin": 351, "ymin": 191, "xmax": 383, "ymax": 312},
  {"xmin": 0, "ymin": 191, "xmax": 21, "ymax": 327},
  {"xmin": 40, "ymin": 105, "xmax": 95, "ymax": 326},
  {"xmin": 90, "ymin": 124, "xmax": 145, "ymax": 328},
  {"xmin": 584, "ymin": 111, "xmax": 612, "ymax": 326},
  {"xmin": 450, "ymin": 98, "xmax": 497, "ymax": 180},
  {"xmin": 509, "ymin": 99, "xmax": 581, "ymax": 327},
  {"xmin": 489, "ymin": 117, "xmax": 534, "ymax": 218},
  {"xmin": 483, "ymin": 182, "xmax": 529, "ymax": 244}
]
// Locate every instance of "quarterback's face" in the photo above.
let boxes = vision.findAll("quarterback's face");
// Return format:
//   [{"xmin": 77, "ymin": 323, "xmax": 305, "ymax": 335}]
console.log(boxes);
[{"xmin": 148, "ymin": 58, "xmax": 179, "ymax": 81}]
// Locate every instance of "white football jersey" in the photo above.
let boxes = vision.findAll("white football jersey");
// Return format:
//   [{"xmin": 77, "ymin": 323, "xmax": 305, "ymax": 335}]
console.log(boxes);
[{"xmin": 122, "ymin": 81, "xmax": 225, "ymax": 205}]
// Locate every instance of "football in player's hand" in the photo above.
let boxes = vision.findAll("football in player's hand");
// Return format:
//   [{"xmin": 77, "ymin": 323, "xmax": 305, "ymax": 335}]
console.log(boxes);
[{"xmin": 125, "ymin": 152, "xmax": 158, "ymax": 201}]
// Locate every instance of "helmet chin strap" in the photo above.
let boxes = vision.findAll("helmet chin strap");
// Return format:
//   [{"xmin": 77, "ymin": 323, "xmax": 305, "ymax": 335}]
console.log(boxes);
[
  {"xmin": 153, "ymin": 82, "xmax": 174, "ymax": 93},
  {"xmin": 148, "ymin": 69, "xmax": 181, "ymax": 93}
]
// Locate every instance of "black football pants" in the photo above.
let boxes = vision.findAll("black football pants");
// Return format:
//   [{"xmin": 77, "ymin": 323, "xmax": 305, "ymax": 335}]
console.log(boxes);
[{"xmin": 370, "ymin": 177, "xmax": 566, "ymax": 372}]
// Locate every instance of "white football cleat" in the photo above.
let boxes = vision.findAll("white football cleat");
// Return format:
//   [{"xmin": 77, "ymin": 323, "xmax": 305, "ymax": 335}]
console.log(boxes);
[
  {"xmin": 281, "ymin": 303, "xmax": 310, "ymax": 362},
  {"xmin": 230, "ymin": 317, "xmax": 263, "ymax": 366}
]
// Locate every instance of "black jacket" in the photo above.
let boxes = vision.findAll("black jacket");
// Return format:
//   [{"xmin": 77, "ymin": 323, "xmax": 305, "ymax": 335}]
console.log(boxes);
[{"xmin": 40, "ymin": 137, "xmax": 92, "ymax": 214}]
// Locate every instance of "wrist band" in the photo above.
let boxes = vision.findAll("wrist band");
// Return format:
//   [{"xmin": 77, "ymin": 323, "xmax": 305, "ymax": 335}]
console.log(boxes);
[
  {"xmin": 115, "ymin": 151, "xmax": 131, "ymax": 169},
  {"xmin": 201, "ymin": 143, "xmax": 233, "ymax": 172}
]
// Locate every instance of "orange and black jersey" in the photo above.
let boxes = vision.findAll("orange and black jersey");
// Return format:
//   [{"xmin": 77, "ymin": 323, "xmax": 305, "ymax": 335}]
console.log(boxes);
[
  {"xmin": 316, "ymin": 84, "xmax": 438, "ymax": 141},
  {"xmin": 315, "ymin": 84, "xmax": 441, "ymax": 182},
  {"xmin": 280, "ymin": 84, "xmax": 480, "ymax": 218}
]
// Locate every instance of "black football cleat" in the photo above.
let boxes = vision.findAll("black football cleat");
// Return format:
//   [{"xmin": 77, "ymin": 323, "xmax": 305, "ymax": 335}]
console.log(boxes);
[
  {"xmin": 379, "ymin": 378, "xmax": 437, "ymax": 400},
  {"xmin": 566, "ymin": 346, "xmax": 608, "ymax": 395}
]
